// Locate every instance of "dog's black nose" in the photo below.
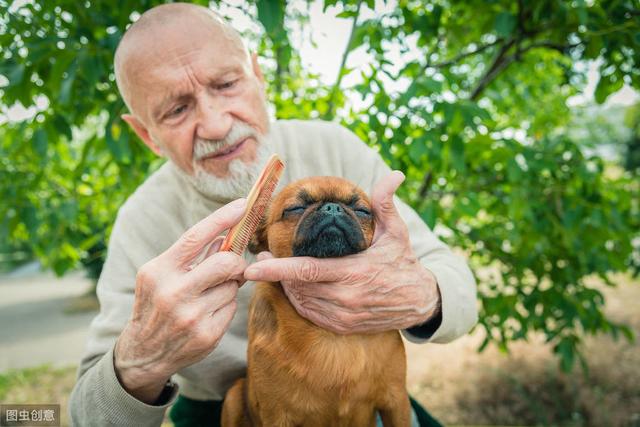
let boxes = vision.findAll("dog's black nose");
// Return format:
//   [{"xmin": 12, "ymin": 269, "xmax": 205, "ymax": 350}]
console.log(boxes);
[{"xmin": 320, "ymin": 202, "xmax": 343, "ymax": 215}]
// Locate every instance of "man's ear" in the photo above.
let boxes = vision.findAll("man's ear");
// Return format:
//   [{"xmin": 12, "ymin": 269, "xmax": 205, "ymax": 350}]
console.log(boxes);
[
  {"xmin": 250, "ymin": 52, "xmax": 265, "ymax": 85},
  {"xmin": 121, "ymin": 113, "xmax": 163, "ymax": 156},
  {"xmin": 248, "ymin": 218, "xmax": 269, "ymax": 254}
]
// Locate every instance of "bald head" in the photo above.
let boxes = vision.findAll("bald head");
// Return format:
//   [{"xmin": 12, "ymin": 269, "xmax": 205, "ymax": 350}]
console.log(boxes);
[{"xmin": 114, "ymin": 3, "xmax": 249, "ymax": 116}]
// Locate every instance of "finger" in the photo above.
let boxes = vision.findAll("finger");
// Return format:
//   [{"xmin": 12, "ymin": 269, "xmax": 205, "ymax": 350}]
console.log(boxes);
[
  {"xmin": 281, "ymin": 280, "xmax": 358, "ymax": 306},
  {"xmin": 167, "ymin": 198, "xmax": 247, "ymax": 268},
  {"xmin": 303, "ymin": 305, "xmax": 396, "ymax": 334},
  {"xmin": 200, "ymin": 280, "xmax": 239, "ymax": 312},
  {"xmin": 187, "ymin": 251, "xmax": 247, "ymax": 291},
  {"xmin": 291, "ymin": 299, "xmax": 378, "ymax": 334},
  {"xmin": 204, "ymin": 299, "xmax": 238, "ymax": 344},
  {"xmin": 244, "ymin": 255, "xmax": 366, "ymax": 283},
  {"xmin": 205, "ymin": 236, "xmax": 225, "ymax": 258},
  {"xmin": 207, "ymin": 236, "xmax": 246, "ymax": 287},
  {"xmin": 256, "ymin": 251, "xmax": 274, "ymax": 262},
  {"xmin": 183, "ymin": 236, "xmax": 226, "ymax": 272},
  {"xmin": 370, "ymin": 171, "xmax": 406, "ymax": 240}
]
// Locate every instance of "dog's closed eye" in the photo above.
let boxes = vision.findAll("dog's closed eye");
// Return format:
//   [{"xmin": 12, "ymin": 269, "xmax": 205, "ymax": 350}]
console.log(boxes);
[
  {"xmin": 354, "ymin": 207, "xmax": 372, "ymax": 217},
  {"xmin": 282, "ymin": 206, "xmax": 305, "ymax": 218}
]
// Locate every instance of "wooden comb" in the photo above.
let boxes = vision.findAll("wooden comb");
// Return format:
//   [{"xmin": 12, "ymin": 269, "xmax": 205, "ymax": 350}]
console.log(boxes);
[{"xmin": 220, "ymin": 154, "xmax": 285, "ymax": 255}]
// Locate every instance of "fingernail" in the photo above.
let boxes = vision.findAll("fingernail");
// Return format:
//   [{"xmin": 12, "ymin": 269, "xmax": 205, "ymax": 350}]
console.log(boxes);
[{"xmin": 394, "ymin": 170, "xmax": 405, "ymax": 180}]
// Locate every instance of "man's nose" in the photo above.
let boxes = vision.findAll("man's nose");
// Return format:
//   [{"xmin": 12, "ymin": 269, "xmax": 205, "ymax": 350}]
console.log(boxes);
[{"xmin": 196, "ymin": 95, "xmax": 233, "ymax": 141}]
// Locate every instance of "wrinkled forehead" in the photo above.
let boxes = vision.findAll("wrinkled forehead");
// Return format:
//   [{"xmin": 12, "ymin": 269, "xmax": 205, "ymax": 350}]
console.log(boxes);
[{"xmin": 124, "ymin": 18, "xmax": 248, "ymax": 78}]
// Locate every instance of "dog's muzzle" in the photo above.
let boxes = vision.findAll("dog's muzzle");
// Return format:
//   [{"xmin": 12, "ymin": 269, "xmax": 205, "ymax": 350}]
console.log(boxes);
[{"xmin": 292, "ymin": 203, "xmax": 367, "ymax": 258}]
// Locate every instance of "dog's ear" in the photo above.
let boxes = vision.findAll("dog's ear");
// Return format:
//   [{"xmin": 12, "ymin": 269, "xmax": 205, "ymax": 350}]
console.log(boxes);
[{"xmin": 248, "ymin": 217, "xmax": 269, "ymax": 254}]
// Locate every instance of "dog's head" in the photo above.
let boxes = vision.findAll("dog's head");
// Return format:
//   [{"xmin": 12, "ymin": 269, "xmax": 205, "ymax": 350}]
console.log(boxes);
[{"xmin": 249, "ymin": 176, "xmax": 375, "ymax": 258}]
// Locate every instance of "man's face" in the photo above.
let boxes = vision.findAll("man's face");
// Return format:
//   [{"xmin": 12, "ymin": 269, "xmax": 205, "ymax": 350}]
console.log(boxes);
[{"xmin": 121, "ymin": 16, "xmax": 271, "ymax": 198}]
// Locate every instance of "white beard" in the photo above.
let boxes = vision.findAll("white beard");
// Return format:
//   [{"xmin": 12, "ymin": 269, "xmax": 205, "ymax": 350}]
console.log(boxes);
[{"xmin": 170, "ymin": 121, "xmax": 273, "ymax": 200}]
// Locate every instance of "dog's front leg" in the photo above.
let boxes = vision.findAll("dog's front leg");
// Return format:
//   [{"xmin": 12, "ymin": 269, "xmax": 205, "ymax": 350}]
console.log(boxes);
[
  {"xmin": 378, "ymin": 393, "xmax": 411, "ymax": 427},
  {"xmin": 221, "ymin": 378, "xmax": 251, "ymax": 427}
]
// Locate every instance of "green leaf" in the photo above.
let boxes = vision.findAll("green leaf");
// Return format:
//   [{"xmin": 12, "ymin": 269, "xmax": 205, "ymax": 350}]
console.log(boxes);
[
  {"xmin": 59, "ymin": 60, "xmax": 78, "ymax": 105},
  {"xmin": 555, "ymin": 337, "xmax": 576, "ymax": 372},
  {"xmin": 409, "ymin": 137, "xmax": 427, "ymax": 163},
  {"xmin": 105, "ymin": 116, "xmax": 132, "ymax": 164},
  {"xmin": 52, "ymin": 114, "xmax": 73, "ymax": 142},
  {"xmin": 81, "ymin": 54, "xmax": 102, "ymax": 86},
  {"xmin": 257, "ymin": 0, "xmax": 285, "ymax": 37},
  {"xmin": 32, "ymin": 128, "xmax": 47, "ymax": 157},
  {"xmin": 399, "ymin": 81, "xmax": 418, "ymax": 105},
  {"xmin": 419, "ymin": 203, "xmax": 437, "ymax": 229},
  {"xmin": 494, "ymin": 12, "xmax": 516, "ymax": 37},
  {"xmin": 450, "ymin": 135, "xmax": 465, "ymax": 173},
  {"xmin": 60, "ymin": 200, "xmax": 78, "ymax": 220},
  {"xmin": 576, "ymin": 0, "xmax": 588, "ymax": 25},
  {"xmin": 594, "ymin": 74, "xmax": 624, "ymax": 104},
  {"xmin": 620, "ymin": 325, "xmax": 635, "ymax": 342},
  {"xmin": 417, "ymin": 75, "xmax": 442, "ymax": 94},
  {"xmin": 22, "ymin": 206, "xmax": 39, "ymax": 235},
  {"xmin": 336, "ymin": 10, "xmax": 357, "ymax": 18},
  {"xmin": 3, "ymin": 63, "xmax": 25, "ymax": 86},
  {"xmin": 323, "ymin": 0, "xmax": 339, "ymax": 12}
]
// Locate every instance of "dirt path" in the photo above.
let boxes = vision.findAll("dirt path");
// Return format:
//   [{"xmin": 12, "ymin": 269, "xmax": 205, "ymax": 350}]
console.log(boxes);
[{"xmin": 0, "ymin": 266, "xmax": 95, "ymax": 372}]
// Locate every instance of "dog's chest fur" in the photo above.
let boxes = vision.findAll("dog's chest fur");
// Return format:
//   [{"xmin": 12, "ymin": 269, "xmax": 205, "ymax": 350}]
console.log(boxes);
[{"xmin": 247, "ymin": 282, "xmax": 404, "ymax": 399}]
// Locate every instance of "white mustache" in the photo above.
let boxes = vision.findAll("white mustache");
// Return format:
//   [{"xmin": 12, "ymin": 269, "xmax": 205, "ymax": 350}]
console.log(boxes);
[{"xmin": 193, "ymin": 122, "xmax": 258, "ymax": 161}]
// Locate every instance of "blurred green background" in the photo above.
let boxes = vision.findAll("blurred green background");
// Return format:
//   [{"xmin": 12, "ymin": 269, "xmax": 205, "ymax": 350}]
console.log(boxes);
[{"xmin": 1, "ymin": 0, "xmax": 639, "ymax": 425}]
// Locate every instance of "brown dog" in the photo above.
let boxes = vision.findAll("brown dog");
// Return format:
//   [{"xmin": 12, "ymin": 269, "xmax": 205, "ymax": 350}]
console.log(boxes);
[{"xmin": 221, "ymin": 176, "xmax": 410, "ymax": 427}]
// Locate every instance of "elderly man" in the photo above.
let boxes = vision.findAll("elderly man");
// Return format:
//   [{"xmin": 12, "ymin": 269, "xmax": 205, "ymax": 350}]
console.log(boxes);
[{"xmin": 69, "ymin": 3, "xmax": 477, "ymax": 426}]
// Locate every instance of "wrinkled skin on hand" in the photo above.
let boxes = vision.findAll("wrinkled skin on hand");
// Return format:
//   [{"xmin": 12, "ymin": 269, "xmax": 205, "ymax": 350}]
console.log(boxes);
[{"xmin": 114, "ymin": 198, "xmax": 247, "ymax": 403}]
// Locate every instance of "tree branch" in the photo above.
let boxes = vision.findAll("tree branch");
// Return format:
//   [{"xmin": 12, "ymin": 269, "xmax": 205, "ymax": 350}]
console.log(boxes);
[
  {"xmin": 324, "ymin": 2, "xmax": 362, "ymax": 120},
  {"xmin": 418, "ymin": 171, "xmax": 433, "ymax": 199},
  {"xmin": 469, "ymin": 38, "xmax": 517, "ymax": 101},
  {"xmin": 467, "ymin": 38, "xmax": 584, "ymax": 101},
  {"xmin": 429, "ymin": 38, "xmax": 503, "ymax": 69},
  {"xmin": 521, "ymin": 40, "xmax": 583, "ymax": 54}
]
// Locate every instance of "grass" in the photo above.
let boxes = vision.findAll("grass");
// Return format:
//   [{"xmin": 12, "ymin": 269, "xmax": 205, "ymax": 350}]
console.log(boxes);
[
  {"xmin": 0, "ymin": 364, "xmax": 174, "ymax": 427},
  {"xmin": 0, "ymin": 365, "xmax": 76, "ymax": 426}
]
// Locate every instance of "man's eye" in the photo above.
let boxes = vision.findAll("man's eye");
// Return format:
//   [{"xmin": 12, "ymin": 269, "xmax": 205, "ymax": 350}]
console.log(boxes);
[
  {"xmin": 217, "ymin": 80, "xmax": 238, "ymax": 90},
  {"xmin": 354, "ymin": 208, "xmax": 371, "ymax": 217},
  {"xmin": 168, "ymin": 105, "xmax": 187, "ymax": 117},
  {"xmin": 282, "ymin": 206, "xmax": 305, "ymax": 217}
]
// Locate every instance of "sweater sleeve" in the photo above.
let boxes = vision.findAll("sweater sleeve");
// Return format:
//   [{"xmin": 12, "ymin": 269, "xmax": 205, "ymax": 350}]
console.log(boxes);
[
  {"xmin": 68, "ymin": 206, "xmax": 180, "ymax": 426},
  {"xmin": 69, "ymin": 346, "xmax": 178, "ymax": 426},
  {"xmin": 331, "ymin": 123, "xmax": 479, "ymax": 344}
]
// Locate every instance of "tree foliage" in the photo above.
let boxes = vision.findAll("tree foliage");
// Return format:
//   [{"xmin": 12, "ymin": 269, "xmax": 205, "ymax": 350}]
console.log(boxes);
[
  {"xmin": 1, "ymin": 0, "xmax": 639, "ymax": 371},
  {"xmin": 624, "ymin": 102, "xmax": 640, "ymax": 170}
]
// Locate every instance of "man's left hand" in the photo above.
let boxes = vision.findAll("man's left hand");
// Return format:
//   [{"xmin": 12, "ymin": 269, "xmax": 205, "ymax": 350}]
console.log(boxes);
[{"xmin": 244, "ymin": 171, "xmax": 441, "ymax": 334}]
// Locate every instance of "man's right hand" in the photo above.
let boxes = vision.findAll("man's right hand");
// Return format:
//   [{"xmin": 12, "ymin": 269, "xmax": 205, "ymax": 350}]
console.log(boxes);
[{"xmin": 113, "ymin": 198, "xmax": 247, "ymax": 404}]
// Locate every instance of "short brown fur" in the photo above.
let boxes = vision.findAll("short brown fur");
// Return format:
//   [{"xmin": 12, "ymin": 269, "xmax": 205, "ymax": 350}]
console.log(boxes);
[{"xmin": 222, "ymin": 176, "xmax": 410, "ymax": 427}]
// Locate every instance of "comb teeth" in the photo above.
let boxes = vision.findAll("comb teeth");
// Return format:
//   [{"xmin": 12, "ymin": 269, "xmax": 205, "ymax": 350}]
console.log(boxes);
[
  {"xmin": 227, "ymin": 178, "xmax": 279, "ymax": 254},
  {"xmin": 220, "ymin": 154, "xmax": 284, "ymax": 255}
]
